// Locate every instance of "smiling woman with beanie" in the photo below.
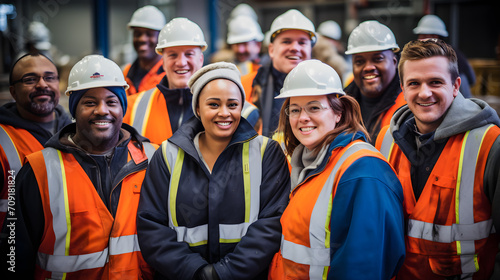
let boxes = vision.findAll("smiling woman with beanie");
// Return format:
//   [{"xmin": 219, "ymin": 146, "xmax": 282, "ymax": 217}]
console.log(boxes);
[{"xmin": 137, "ymin": 62, "xmax": 290, "ymax": 280}]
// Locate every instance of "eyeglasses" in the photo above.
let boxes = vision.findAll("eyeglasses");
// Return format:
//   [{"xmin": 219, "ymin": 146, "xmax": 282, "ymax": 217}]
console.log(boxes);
[
  {"xmin": 285, "ymin": 101, "xmax": 332, "ymax": 118},
  {"xmin": 11, "ymin": 74, "xmax": 59, "ymax": 86}
]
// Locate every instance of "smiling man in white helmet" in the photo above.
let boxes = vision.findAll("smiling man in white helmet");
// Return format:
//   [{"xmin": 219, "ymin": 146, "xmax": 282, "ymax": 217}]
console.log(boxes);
[
  {"xmin": 123, "ymin": 17, "xmax": 206, "ymax": 145},
  {"xmin": 226, "ymin": 15, "xmax": 264, "ymax": 75},
  {"xmin": 9, "ymin": 55, "xmax": 157, "ymax": 279},
  {"xmin": 241, "ymin": 9, "xmax": 316, "ymax": 137},
  {"xmin": 124, "ymin": 5, "xmax": 166, "ymax": 96},
  {"xmin": 344, "ymin": 20, "xmax": 406, "ymax": 143}
]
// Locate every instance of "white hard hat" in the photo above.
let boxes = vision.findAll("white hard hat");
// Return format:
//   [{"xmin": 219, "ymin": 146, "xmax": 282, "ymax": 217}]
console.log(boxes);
[
  {"xmin": 65, "ymin": 55, "xmax": 129, "ymax": 96},
  {"xmin": 227, "ymin": 15, "xmax": 264, "ymax": 45},
  {"xmin": 276, "ymin": 59, "xmax": 345, "ymax": 99},
  {"xmin": 28, "ymin": 21, "xmax": 51, "ymax": 50},
  {"xmin": 229, "ymin": 3, "xmax": 258, "ymax": 21},
  {"xmin": 127, "ymin": 5, "xmax": 166, "ymax": 31},
  {"xmin": 318, "ymin": 20, "xmax": 342, "ymax": 40},
  {"xmin": 413, "ymin": 15, "xmax": 448, "ymax": 37},
  {"xmin": 345, "ymin": 20, "xmax": 399, "ymax": 55},
  {"xmin": 156, "ymin": 17, "xmax": 207, "ymax": 54},
  {"xmin": 270, "ymin": 9, "xmax": 317, "ymax": 46}
]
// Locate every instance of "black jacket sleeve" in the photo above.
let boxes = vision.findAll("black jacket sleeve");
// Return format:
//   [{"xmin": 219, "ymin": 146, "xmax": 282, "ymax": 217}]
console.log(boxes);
[
  {"xmin": 484, "ymin": 137, "xmax": 500, "ymax": 280},
  {"xmin": 0, "ymin": 162, "xmax": 44, "ymax": 279}
]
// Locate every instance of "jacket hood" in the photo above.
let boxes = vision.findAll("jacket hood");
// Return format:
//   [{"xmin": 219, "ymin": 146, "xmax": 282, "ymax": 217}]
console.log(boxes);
[
  {"xmin": 391, "ymin": 94, "xmax": 500, "ymax": 140},
  {"xmin": 0, "ymin": 102, "xmax": 72, "ymax": 144}
]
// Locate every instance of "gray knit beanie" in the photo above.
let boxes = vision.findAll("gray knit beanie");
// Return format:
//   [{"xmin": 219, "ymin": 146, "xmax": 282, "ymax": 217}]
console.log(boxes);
[{"xmin": 188, "ymin": 62, "xmax": 245, "ymax": 118}]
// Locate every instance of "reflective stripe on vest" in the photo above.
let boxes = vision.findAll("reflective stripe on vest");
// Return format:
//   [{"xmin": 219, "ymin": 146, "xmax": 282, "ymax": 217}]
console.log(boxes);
[
  {"xmin": 0, "ymin": 125, "xmax": 22, "ymax": 212},
  {"xmin": 378, "ymin": 127, "xmax": 395, "ymax": 160},
  {"xmin": 161, "ymin": 136, "xmax": 268, "ymax": 246},
  {"xmin": 281, "ymin": 142, "xmax": 379, "ymax": 279},
  {"xmin": 109, "ymin": 234, "xmax": 140, "ymax": 255},
  {"xmin": 130, "ymin": 88, "xmax": 157, "ymax": 136},
  {"xmin": 143, "ymin": 142, "xmax": 156, "ymax": 163},
  {"xmin": 383, "ymin": 125, "xmax": 495, "ymax": 275},
  {"xmin": 37, "ymin": 148, "xmax": 108, "ymax": 276},
  {"xmin": 242, "ymin": 102, "xmax": 257, "ymax": 119}
]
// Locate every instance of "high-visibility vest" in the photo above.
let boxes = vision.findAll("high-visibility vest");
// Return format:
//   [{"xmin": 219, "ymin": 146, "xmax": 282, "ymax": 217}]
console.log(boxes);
[
  {"xmin": 123, "ymin": 59, "xmax": 165, "ymax": 96},
  {"xmin": 28, "ymin": 141, "xmax": 156, "ymax": 280},
  {"xmin": 376, "ymin": 124, "xmax": 500, "ymax": 279},
  {"xmin": 270, "ymin": 141, "xmax": 387, "ymax": 279},
  {"xmin": 124, "ymin": 88, "xmax": 173, "ymax": 145},
  {"xmin": 378, "ymin": 92, "xmax": 406, "ymax": 129},
  {"xmin": 160, "ymin": 135, "xmax": 268, "ymax": 246},
  {"xmin": 0, "ymin": 124, "xmax": 43, "ymax": 229}
]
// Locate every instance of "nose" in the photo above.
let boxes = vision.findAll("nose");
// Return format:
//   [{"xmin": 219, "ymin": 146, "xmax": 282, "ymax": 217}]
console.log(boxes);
[
  {"xmin": 363, "ymin": 61, "xmax": 376, "ymax": 72},
  {"xmin": 289, "ymin": 41, "xmax": 300, "ymax": 51},
  {"xmin": 176, "ymin": 53, "xmax": 187, "ymax": 66},
  {"xmin": 298, "ymin": 108, "xmax": 310, "ymax": 121},
  {"xmin": 218, "ymin": 105, "xmax": 230, "ymax": 117},
  {"xmin": 237, "ymin": 44, "xmax": 246, "ymax": 53},
  {"xmin": 419, "ymin": 83, "xmax": 433, "ymax": 98},
  {"xmin": 94, "ymin": 101, "xmax": 109, "ymax": 115},
  {"xmin": 36, "ymin": 77, "xmax": 49, "ymax": 88}
]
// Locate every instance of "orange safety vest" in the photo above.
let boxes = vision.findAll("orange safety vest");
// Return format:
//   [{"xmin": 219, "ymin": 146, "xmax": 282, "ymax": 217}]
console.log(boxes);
[
  {"xmin": 27, "ymin": 141, "xmax": 156, "ymax": 280},
  {"xmin": 376, "ymin": 124, "xmax": 500, "ymax": 279},
  {"xmin": 123, "ymin": 88, "xmax": 173, "ymax": 145},
  {"xmin": 123, "ymin": 59, "xmax": 165, "ymax": 96},
  {"xmin": 241, "ymin": 69, "xmax": 258, "ymax": 104},
  {"xmin": 0, "ymin": 124, "xmax": 44, "ymax": 229},
  {"xmin": 379, "ymin": 92, "xmax": 406, "ymax": 129},
  {"xmin": 269, "ymin": 141, "xmax": 388, "ymax": 279}
]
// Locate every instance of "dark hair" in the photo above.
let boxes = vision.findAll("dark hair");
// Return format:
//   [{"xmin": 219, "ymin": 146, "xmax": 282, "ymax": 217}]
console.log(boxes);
[
  {"xmin": 276, "ymin": 94, "xmax": 370, "ymax": 156},
  {"xmin": 9, "ymin": 52, "xmax": 56, "ymax": 85},
  {"xmin": 398, "ymin": 39, "xmax": 459, "ymax": 83}
]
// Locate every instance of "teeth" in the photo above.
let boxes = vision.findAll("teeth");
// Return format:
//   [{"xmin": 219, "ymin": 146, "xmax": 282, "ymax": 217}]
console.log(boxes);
[
  {"xmin": 95, "ymin": 122, "xmax": 109, "ymax": 125},
  {"xmin": 176, "ymin": 70, "xmax": 188, "ymax": 74},
  {"xmin": 217, "ymin": 122, "xmax": 230, "ymax": 126},
  {"xmin": 364, "ymin": 75, "xmax": 377, "ymax": 79},
  {"xmin": 419, "ymin": 103, "xmax": 434, "ymax": 107},
  {"xmin": 287, "ymin": 56, "xmax": 300, "ymax": 60},
  {"xmin": 300, "ymin": 127, "xmax": 315, "ymax": 132}
]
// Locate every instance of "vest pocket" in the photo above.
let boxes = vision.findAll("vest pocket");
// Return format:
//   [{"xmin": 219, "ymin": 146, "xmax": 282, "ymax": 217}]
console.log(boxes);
[{"xmin": 428, "ymin": 255, "xmax": 464, "ymax": 277}]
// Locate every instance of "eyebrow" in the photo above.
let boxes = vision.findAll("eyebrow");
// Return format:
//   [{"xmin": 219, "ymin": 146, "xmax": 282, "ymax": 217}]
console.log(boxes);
[
  {"xmin": 205, "ymin": 97, "xmax": 240, "ymax": 101},
  {"xmin": 21, "ymin": 71, "xmax": 57, "ymax": 77}
]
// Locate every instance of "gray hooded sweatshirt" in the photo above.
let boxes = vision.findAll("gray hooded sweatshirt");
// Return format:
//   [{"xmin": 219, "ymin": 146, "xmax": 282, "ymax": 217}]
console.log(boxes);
[{"xmin": 389, "ymin": 94, "xmax": 500, "ymax": 279}]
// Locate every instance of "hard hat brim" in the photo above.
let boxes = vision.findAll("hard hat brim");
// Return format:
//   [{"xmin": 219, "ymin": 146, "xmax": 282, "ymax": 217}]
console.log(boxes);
[
  {"xmin": 66, "ymin": 81, "xmax": 130, "ymax": 96},
  {"xmin": 156, "ymin": 42, "xmax": 207, "ymax": 55},
  {"xmin": 345, "ymin": 45, "xmax": 400, "ymax": 55},
  {"xmin": 275, "ymin": 88, "xmax": 345, "ymax": 99}
]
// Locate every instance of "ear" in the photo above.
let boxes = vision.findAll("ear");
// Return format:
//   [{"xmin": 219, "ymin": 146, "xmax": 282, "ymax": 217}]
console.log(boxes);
[
  {"xmin": 9, "ymin": 86, "xmax": 17, "ymax": 100},
  {"xmin": 452, "ymin": 76, "xmax": 461, "ymax": 98},
  {"xmin": 268, "ymin": 43, "xmax": 274, "ymax": 59}
]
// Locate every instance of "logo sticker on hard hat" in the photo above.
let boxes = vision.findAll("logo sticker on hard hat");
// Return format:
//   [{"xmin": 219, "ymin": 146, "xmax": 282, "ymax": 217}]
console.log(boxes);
[{"xmin": 90, "ymin": 72, "xmax": 104, "ymax": 79}]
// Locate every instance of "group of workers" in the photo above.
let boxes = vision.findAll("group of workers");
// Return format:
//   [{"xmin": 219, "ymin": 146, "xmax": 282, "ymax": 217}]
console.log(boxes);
[{"xmin": 0, "ymin": 3, "xmax": 498, "ymax": 280}]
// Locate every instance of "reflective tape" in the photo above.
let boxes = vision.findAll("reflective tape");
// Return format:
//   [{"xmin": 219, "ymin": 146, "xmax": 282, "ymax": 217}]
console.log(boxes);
[
  {"xmin": 0, "ymin": 125, "xmax": 22, "ymax": 173},
  {"xmin": 38, "ymin": 248, "xmax": 109, "ymax": 273},
  {"xmin": 131, "ymin": 88, "xmax": 157, "ymax": 136},
  {"xmin": 109, "ymin": 234, "xmax": 140, "ymax": 255}
]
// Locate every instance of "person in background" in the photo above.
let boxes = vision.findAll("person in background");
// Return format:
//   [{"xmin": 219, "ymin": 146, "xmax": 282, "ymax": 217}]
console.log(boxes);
[
  {"xmin": 344, "ymin": 20, "xmax": 406, "ymax": 143},
  {"xmin": 376, "ymin": 39, "xmax": 500, "ymax": 280},
  {"xmin": 123, "ymin": 5, "xmax": 166, "ymax": 96},
  {"xmin": 225, "ymin": 15, "xmax": 264, "ymax": 75},
  {"xmin": 124, "ymin": 17, "xmax": 259, "ymax": 144},
  {"xmin": 0, "ymin": 53, "xmax": 71, "ymax": 235},
  {"xmin": 241, "ymin": 9, "xmax": 315, "ymax": 137},
  {"xmin": 413, "ymin": 14, "xmax": 476, "ymax": 98},
  {"xmin": 269, "ymin": 59, "xmax": 405, "ymax": 279},
  {"xmin": 137, "ymin": 62, "xmax": 290, "ymax": 279},
  {"xmin": 5, "ymin": 55, "xmax": 156, "ymax": 279}
]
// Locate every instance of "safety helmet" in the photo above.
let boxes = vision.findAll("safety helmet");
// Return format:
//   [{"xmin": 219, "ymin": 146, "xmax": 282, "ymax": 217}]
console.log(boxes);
[
  {"xmin": 413, "ymin": 15, "xmax": 448, "ymax": 37},
  {"xmin": 156, "ymin": 17, "xmax": 207, "ymax": 54},
  {"xmin": 318, "ymin": 20, "xmax": 342, "ymax": 40},
  {"xmin": 65, "ymin": 55, "xmax": 129, "ymax": 96},
  {"xmin": 27, "ymin": 21, "xmax": 51, "ymax": 50},
  {"xmin": 276, "ymin": 59, "xmax": 345, "ymax": 99},
  {"xmin": 227, "ymin": 15, "xmax": 264, "ymax": 45},
  {"xmin": 229, "ymin": 3, "xmax": 258, "ymax": 21},
  {"xmin": 345, "ymin": 20, "xmax": 399, "ymax": 55},
  {"xmin": 127, "ymin": 5, "xmax": 166, "ymax": 31},
  {"xmin": 269, "ymin": 9, "xmax": 317, "ymax": 46}
]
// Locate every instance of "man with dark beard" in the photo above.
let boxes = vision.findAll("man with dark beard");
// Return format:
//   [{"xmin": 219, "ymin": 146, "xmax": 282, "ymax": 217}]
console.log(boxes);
[{"xmin": 0, "ymin": 53, "xmax": 71, "ymax": 231}]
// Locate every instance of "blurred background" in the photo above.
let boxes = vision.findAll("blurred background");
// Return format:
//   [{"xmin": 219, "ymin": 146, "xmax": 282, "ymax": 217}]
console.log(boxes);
[{"xmin": 0, "ymin": 0, "xmax": 499, "ymax": 112}]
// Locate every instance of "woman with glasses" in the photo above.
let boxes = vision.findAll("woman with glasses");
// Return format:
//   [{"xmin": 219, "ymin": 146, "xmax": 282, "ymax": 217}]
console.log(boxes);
[{"xmin": 268, "ymin": 60, "xmax": 405, "ymax": 280}]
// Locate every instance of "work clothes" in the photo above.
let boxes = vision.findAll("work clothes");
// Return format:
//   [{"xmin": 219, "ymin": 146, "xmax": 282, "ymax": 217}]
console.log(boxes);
[
  {"xmin": 375, "ymin": 94, "xmax": 500, "ymax": 279},
  {"xmin": 269, "ymin": 132, "xmax": 405, "ymax": 280},
  {"xmin": 0, "ymin": 103, "xmax": 71, "ymax": 230},
  {"xmin": 344, "ymin": 74, "xmax": 405, "ymax": 143},
  {"xmin": 123, "ymin": 59, "xmax": 165, "ymax": 96},
  {"xmin": 137, "ymin": 117, "xmax": 290, "ymax": 280},
  {"xmin": 7, "ymin": 123, "xmax": 155, "ymax": 279},
  {"xmin": 241, "ymin": 61, "xmax": 287, "ymax": 137}
]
